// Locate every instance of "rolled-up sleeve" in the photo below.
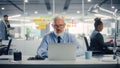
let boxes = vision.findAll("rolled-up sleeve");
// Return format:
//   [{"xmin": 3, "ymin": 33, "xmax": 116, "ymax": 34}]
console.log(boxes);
[{"xmin": 37, "ymin": 36, "xmax": 48, "ymax": 58}]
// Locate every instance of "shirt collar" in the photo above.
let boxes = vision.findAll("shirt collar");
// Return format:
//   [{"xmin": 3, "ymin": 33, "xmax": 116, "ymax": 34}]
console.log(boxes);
[
  {"xmin": 90, "ymin": 30, "xmax": 99, "ymax": 39},
  {"xmin": 53, "ymin": 31, "xmax": 64, "ymax": 39},
  {"xmin": 94, "ymin": 30, "xmax": 99, "ymax": 33}
]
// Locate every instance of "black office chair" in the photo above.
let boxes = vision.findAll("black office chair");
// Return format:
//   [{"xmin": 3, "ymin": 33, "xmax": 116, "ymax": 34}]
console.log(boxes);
[
  {"xmin": 3, "ymin": 39, "xmax": 12, "ymax": 55},
  {"xmin": 84, "ymin": 36, "xmax": 104, "ymax": 55},
  {"xmin": 84, "ymin": 36, "xmax": 90, "ymax": 51}
]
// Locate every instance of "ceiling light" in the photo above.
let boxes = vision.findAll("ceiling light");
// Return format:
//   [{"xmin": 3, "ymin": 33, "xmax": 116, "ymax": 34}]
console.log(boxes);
[
  {"xmin": 34, "ymin": 11, "xmax": 38, "ymax": 14},
  {"xmin": 88, "ymin": 0, "xmax": 91, "ymax": 2},
  {"xmin": 24, "ymin": 0, "xmax": 28, "ymax": 3},
  {"xmin": 1, "ymin": 7, "xmax": 5, "ymax": 10},
  {"xmin": 77, "ymin": 11, "xmax": 80, "ymax": 14},
  {"xmin": 9, "ymin": 19, "xmax": 30, "ymax": 22},
  {"xmin": 111, "ymin": 6, "xmax": 115, "ymax": 9},
  {"xmin": 9, "ymin": 14, "xmax": 21, "ymax": 19}
]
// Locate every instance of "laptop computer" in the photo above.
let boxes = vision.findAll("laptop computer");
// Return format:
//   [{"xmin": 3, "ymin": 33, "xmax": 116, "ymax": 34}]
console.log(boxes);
[{"xmin": 48, "ymin": 43, "xmax": 76, "ymax": 60}]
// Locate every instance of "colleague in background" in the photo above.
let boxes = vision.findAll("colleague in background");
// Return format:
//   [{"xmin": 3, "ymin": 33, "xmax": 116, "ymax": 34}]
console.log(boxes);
[
  {"xmin": 37, "ymin": 15, "xmax": 85, "ymax": 58},
  {"xmin": 89, "ymin": 17, "xmax": 113, "ymax": 54},
  {"xmin": 0, "ymin": 15, "xmax": 11, "ymax": 40}
]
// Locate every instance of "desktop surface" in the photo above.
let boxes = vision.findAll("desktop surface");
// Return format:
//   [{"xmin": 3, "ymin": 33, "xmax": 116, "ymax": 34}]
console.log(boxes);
[
  {"xmin": 0, "ymin": 55, "xmax": 117, "ymax": 64},
  {"xmin": 0, "ymin": 55, "xmax": 119, "ymax": 68}
]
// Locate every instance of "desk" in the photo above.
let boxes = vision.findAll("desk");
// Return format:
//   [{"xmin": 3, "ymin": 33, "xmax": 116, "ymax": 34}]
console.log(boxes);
[{"xmin": 0, "ymin": 55, "xmax": 119, "ymax": 68}]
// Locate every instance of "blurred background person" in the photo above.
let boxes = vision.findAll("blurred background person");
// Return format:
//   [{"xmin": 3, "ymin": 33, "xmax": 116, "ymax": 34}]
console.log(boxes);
[
  {"xmin": 89, "ymin": 17, "xmax": 113, "ymax": 54},
  {"xmin": 0, "ymin": 15, "xmax": 11, "ymax": 40}
]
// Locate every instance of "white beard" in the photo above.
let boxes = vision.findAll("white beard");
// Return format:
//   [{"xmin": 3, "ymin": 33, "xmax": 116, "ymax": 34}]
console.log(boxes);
[{"xmin": 54, "ymin": 31, "xmax": 64, "ymax": 36}]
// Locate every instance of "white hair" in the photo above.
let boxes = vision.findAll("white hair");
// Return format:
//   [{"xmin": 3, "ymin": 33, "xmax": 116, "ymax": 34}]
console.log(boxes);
[{"xmin": 53, "ymin": 15, "xmax": 64, "ymax": 21}]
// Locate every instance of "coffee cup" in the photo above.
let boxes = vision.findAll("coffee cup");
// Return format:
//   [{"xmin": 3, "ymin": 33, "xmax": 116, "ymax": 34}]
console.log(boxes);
[
  {"xmin": 85, "ymin": 51, "xmax": 92, "ymax": 59},
  {"xmin": 13, "ymin": 51, "xmax": 22, "ymax": 61}
]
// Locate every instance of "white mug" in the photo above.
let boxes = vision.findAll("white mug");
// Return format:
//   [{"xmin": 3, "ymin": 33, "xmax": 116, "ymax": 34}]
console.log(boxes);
[{"xmin": 85, "ymin": 51, "xmax": 92, "ymax": 59}]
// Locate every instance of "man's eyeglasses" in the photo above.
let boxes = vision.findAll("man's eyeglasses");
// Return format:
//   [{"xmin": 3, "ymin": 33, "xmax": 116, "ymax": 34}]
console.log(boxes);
[{"xmin": 53, "ymin": 24, "xmax": 65, "ymax": 28}]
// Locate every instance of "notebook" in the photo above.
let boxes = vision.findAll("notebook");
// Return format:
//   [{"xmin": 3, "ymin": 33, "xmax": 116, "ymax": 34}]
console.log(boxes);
[{"xmin": 48, "ymin": 43, "xmax": 76, "ymax": 60}]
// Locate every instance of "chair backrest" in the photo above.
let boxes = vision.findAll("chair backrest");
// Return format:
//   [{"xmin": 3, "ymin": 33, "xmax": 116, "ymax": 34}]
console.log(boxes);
[
  {"xmin": 5, "ymin": 39, "xmax": 12, "ymax": 55},
  {"xmin": 84, "ymin": 36, "xmax": 90, "ymax": 51}
]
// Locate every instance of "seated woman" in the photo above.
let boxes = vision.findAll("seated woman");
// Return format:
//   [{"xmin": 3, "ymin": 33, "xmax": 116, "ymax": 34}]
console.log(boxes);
[{"xmin": 89, "ymin": 17, "xmax": 113, "ymax": 54}]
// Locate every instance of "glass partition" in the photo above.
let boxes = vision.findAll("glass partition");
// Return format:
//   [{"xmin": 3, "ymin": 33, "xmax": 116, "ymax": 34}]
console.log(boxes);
[{"xmin": 0, "ymin": 0, "xmax": 116, "ymax": 55}]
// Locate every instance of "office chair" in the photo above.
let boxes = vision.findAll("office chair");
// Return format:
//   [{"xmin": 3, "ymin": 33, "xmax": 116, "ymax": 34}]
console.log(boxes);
[
  {"xmin": 84, "ymin": 36, "xmax": 90, "ymax": 51},
  {"xmin": 3, "ymin": 39, "xmax": 12, "ymax": 55},
  {"xmin": 84, "ymin": 36, "xmax": 104, "ymax": 55}
]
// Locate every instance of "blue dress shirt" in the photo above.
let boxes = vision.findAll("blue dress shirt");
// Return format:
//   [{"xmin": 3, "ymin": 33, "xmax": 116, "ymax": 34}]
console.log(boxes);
[{"xmin": 37, "ymin": 31, "xmax": 85, "ymax": 58}]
